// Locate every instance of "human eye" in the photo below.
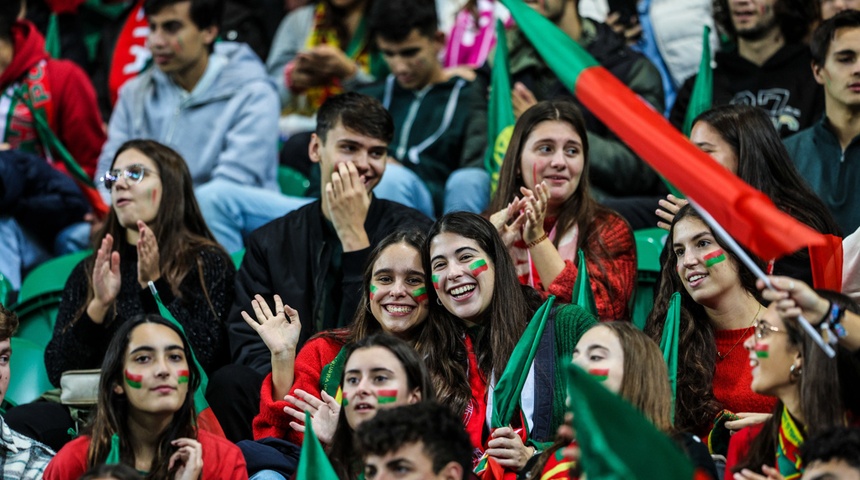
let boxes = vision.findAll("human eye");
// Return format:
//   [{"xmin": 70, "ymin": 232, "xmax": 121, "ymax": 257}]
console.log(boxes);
[
  {"xmin": 376, "ymin": 275, "xmax": 392, "ymax": 284},
  {"xmin": 537, "ymin": 144, "xmax": 552, "ymax": 154},
  {"xmin": 126, "ymin": 165, "xmax": 145, "ymax": 181},
  {"xmin": 697, "ymin": 239, "xmax": 712, "ymax": 248},
  {"xmin": 588, "ymin": 354, "xmax": 605, "ymax": 361},
  {"xmin": 406, "ymin": 276, "xmax": 423, "ymax": 286},
  {"xmin": 459, "ymin": 252, "xmax": 474, "ymax": 262},
  {"xmin": 134, "ymin": 354, "xmax": 151, "ymax": 364},
  {"xmin": 345, "ymin": 375, "xmax": 359, "ymax": 385},
  {"xmin": 373, "ymin": 374, "xmax": 389, "ymax": 383},
  {"xmin": 432, "ymin": 260, "xmax": 446, "ymax": 271},
  {"xmin": 0, "ymin": 355, "xmax": 9, "ymax": 366},
  {"xmin": 364, "ymin": 466, "xmax": 378, "ymax": 479},
  {"xmin": 565, "ymin": 147, "xmax": 579, "ymax": 156},
  {"xmin": 370, "ymin": 149, "xmax": 387, "ymax": 159},
  {"xmin": 168, "ymin": 353, "xmax": 185, "ymax": 362},
  {"xmin": 162, "ymin": 21, "xmax": 182, "ymax": 34},
  {"xmin": 673, "ymin": 247, "xmax": 684, "ymax": 258}
]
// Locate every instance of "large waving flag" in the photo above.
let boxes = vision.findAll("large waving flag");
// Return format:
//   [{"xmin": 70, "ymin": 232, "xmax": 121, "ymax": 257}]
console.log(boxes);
[
  {"xmin": 682, "ymin": 26, "xmax": 713, "ymax": 136},
  {"xmin": 565, "ymin": 363, "xmax": 708, "ymax": 480},
  {"xmin": 485, "ymin": 19, "xmax": 516, "ymax": 195},
  {"xmin": 498, "ymin": 0, "xmax": 825, "ymax": 260},
  {"xmin": 149, "ymin": 283, "xmax": 225, "ymax": 437},
  {"xmin": 296, "ymin": 411, "xmax": 339, "ymax": 480},
  {"xmin": 659, "ymin": 292, "xmax": 681, "ymax": 418},
  {"xmin": 809, "ymin": 234, "xmax": 844, "ymax": 291},
  {"xmin": 573, "ymin": 249, "xmax": 597, "ymax": 318}
]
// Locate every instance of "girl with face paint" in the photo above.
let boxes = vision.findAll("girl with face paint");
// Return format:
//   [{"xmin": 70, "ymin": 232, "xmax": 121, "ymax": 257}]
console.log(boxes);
[
  {"xmin": 10, "ymin": 140, "xmax": 233, "ymax": 453},
  {"xmin": 424, "ymin": 211, "xmax": 597, "ymax": 473},
  {"xmin": 44, "ymin": 315, "xmax": 247, "ymax": 480},
  {"xmin": 645, "ymin": 204, "xmax": 776, "ymax": 441}
]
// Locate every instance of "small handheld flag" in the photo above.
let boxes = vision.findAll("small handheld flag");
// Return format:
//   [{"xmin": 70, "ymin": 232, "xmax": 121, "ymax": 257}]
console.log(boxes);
[{"xmin": 296, "ymin": 411, "xmax": 339, "ymax": 480}]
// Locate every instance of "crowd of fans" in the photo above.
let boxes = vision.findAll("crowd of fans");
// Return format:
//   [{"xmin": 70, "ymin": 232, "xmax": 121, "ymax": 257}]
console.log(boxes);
[{"xmin": 0, "ymin": 0, "xmax": 858, "ymax": 478}]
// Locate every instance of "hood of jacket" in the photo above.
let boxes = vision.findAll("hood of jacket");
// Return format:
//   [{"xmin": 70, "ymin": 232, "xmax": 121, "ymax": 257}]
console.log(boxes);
[{"xmin": 0, "ymin": 20, "xmax": 48, "ymax": 89}]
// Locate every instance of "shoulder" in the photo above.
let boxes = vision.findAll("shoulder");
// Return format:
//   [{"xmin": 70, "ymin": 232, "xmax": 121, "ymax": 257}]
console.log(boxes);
[
  {"xmin": 198, "ymin": 429, "xmax": 245, "ymax": 459},
  {"xmin": 301, "ymin": 334, "xmax": 347, "ymax": 358},
  {"xmin": 44, "ymin": 58, "xmax": 92, "ymax": 86},
  {"xmin": 370, "ymin": 198, "xmax": 433, "ymax": 230},
  {"xmin": 587, "ymin": 209, "xmax": 634, "ymax": 247},
  {"xmin": 782, "ymin": 125, "xmax": 817, "ymax": 151},
  {"xmin": 48, "ymin": 435, "xmax": 90, "ymax": 469}
]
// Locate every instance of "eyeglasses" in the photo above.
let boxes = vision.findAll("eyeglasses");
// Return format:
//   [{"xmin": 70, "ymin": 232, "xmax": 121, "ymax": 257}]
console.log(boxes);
[
  {"xmin": 101, "ymin": 164, "xmax": 159, "ymax": 189},
  {"xmin": 754, "ymin": 321, "xmax": 785, "ymax": 339}
]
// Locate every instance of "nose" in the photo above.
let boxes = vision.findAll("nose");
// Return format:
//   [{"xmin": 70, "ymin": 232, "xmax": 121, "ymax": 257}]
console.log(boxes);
[
  {"xmin": 388, "ymin": 279, "xmax": 408, "ymax": 298},
  {"xmin": 113, "ymin": 172, "xmax": 131, "ymax": 190},
  {"xmin": 154, "ymin": 356, "xmax": 170, "ymax": 378},
  {"xmin": 680, "ymin": 249, "xmax": 699, "ymax": 269},
  {"xmin": 549, "ymin": 151, "xmax": 566, "ymax": 169},
  {"xmin": 446, "ymin": 263, "xmax": 466, "ymax": 281},
  {"xmin": 389, "ymin": 56, "xmax": 408, "ymax": 75},
  {"xmin": 743, "ymin": 332, "xmax": 756, "ymax": 351},
  {"xmin": 148, "ymin": 28, "xmax": 167, "ymax": 48}
]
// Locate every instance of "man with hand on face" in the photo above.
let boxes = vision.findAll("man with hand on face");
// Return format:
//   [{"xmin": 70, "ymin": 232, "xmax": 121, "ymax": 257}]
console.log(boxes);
[{"xmin": 215, "ymin": 92, "xmax": 432, "ymax": 440}]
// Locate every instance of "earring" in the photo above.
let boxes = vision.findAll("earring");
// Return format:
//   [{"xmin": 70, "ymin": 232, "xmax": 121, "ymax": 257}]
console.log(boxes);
[
  {"xmin": 789, "ymin": 364, "xmax": 802, "ymax": 381},
  {"xmin": 436, "ymin": 298, "xmax": 442, "ymax": 306}
]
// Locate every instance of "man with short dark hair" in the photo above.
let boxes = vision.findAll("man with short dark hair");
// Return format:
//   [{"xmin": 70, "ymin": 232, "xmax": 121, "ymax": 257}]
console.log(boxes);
[
  {"xmin": 800, "ymin": 427, "xmax": 860, "ymax": 480},
  {"xmin": 783, "ymin": 10, "xmax": 860, "ymax": 233},
  {"xmin": 356, "ymin": 403, "xmax": 472, "ymax": 480}
]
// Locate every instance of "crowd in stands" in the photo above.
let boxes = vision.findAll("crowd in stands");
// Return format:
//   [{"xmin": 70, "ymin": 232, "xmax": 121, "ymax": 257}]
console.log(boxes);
[{"xmin": 0, "ymin": 0, "xmax": 859, "ymax": 478}]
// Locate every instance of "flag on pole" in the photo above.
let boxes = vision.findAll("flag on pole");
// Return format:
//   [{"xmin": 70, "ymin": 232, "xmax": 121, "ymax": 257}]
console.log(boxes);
[
  {"xmin": 682, "ymin": 26, "xmax": 713, "ymax": 136},
  {"xmin": 565, "ymin": 363, "xmax": 707, "ymax": 480},
  {"xmin": 149, "ymin": 282, "xmax": 225, "ymax": 437},
  {"xmin": 497, "ymin": 0, "xmax": 826, "ymax": 261},
  {"xmin": 809, "ymin": 234, "xmax": 843, "ymax": 291},
  {"xmin": 573, "ymin": 249, "xmax": 597, "ymax": 318},
  {"xmin": 659, "ymin": 292, "xmax": 681, "ymax": 419},
  {"xmin": 296, "ymin": 410, "xmax": 339, "ymax": 480},
  {"xmin": 485, "ymin": 19, "xmax": 516, "ymax": 195}
]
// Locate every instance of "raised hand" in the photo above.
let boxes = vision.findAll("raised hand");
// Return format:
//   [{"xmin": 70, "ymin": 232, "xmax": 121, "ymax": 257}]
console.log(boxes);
[
  {"xmin": 489, "ymin": 196, "xmax": 528, "ymax": 250},
  {"xmin": 284, "ymin": 389, "xmax": 341, "ymax": 445},
  {"xmin": 486, "ymin": 426, "xmax": 535, "ymax": 470},
  {"xmin": 520, "ymin": 182, "xmax": 549, "ymax": 245},
  {"xmin": 241, "ymin": 294, "xmax": 302, "ymax": 357},
  {"xmin": 136, "ymin": 221, "xmax": 161, "ymax": 288},
  {"xmin": 656, "ymin": 194, "xmax": 688, "ymax": 231},
  {"xmin": 88, "ymin": 234, "xmax": 121, "ymax": 324},
  {"xmin": 326, "ymin": 161, "xmax": 371, "ymax": 252}
]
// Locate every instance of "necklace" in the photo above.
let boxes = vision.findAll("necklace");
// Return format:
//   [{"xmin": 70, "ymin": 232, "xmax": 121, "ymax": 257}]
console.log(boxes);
[{"xmin": 716, "ymin": 304, "xmax": 762, "ymax": 361}]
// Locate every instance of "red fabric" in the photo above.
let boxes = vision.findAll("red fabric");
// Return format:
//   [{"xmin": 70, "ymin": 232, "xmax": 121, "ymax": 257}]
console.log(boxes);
[
  {"xmin": 108, "ymin": 1, "xmax": 148, "ymax": 106},
  {"xmin": 710, "ymin": 328, "xmax": 777, "ymax": 438},
  {"xmin": 540, "ymin": 211, "xmax": 635, "ymax": 320},
  {"xmin": 575, "ymin": 67, "xmax": 825, "ymax": 261},
  {"xmin": 809, "ymin": 234, "xmax": 843, "ymax": 291},
  {"xmin": 197, "ymin": 406, "xmax": 226, "ymax": 438},
  {"xmin": 43, "ymin": 430, "xmax": 248, "ymax": 480},
  {"xmin": 724, "ymin": 423, "xmax": 765, "ymax": 480},
  {"xmin": 464, "ymin": 334, "xmax": 488, "ymax": 455},
  {"xmin": 43, "ymin": 0, "xmax": 87, "ymax": 14},
  {"xmin": 252, "ymin": 335, "xmax": 346, "ymax": 443},
  {"xmin": 1, "ymin": 21, "xmax": 105, "ymax": 180}
]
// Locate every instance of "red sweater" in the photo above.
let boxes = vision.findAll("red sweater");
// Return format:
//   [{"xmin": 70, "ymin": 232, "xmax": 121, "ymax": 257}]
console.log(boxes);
[
  {"xmin": 514, "ymin": 211, "xmax": 636, "ymax": 321},
  {"xmin": 43, "ymin": 430, "xmax": 247, "ymax": 480},
  {"xmin": 253, "ymin": 335, "xmax": 346, "ymax": 444},
  {"xmin": 713, "ymin": 328, "xmax": 777, "ymax": 420}
]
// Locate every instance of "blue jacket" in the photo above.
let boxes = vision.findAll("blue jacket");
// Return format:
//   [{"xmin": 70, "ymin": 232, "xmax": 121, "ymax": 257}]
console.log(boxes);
[{"xmin": 97, "ymin": 42, "xmax": 280, "ymax": 200}]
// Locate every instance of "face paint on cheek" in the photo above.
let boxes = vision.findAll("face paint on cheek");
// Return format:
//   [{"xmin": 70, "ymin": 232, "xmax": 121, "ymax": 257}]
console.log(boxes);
[
  {"xmin": 754, "ymin": 343, "xmax": 769, "ymax": 359},
  {"xmin": 369, "ymin": 284, "xmax": 377, "ymax": 301},
  {"xmin": 150, "ymin": 188, "xmax": 158, "ymax": 205},
  {"xmin": 588, "ymin": 368, "xmax": 609, "ymax": 382},
  {"xmin": 469, "ymin": 259, "xmax": 489, "ymax": 276},
  {"xmin": 703, "ymin": 249, "xmax": 727, "ymax": 268},
  {"xmin": 432, "ymin": 274, "xmax": 440, "ymax": 290},
  {"xmin": 411, "ymin": 286, "xmax": 428, "ymax": 303},
  {"xmin": 124, "ymin": 370, "xmax": 143, "ymax": 389},
  {"xmin": 377, "ymin": 389, "xmax": 398, "ymax": 404},
  {"xmin": 177, "ymin": 370, "xmax": 189, "ymax": 384}
]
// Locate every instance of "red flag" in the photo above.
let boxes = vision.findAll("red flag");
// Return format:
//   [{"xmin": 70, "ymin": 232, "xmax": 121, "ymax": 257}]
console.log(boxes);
[
  {"xmin": 109, "ymin": 1, "xmax": 150, "ymax": 106},
  {"xmin": 809, "ymin": 234, "xmax": 843, "ymax": 291}
]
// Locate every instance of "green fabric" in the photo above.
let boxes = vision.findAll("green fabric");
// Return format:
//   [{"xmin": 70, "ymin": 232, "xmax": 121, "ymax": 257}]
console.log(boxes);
[
  {"xmin": 659, "ymin": 292, "xmax": 681, "ymax": 420},
  {"xmin": 148, "ymin": 283, "xmax": 210, "ymax": 413},
  {"xmin": 551, "ymin": 304, "xmax": 598, "ymax": 434},
  {"xmin": 565, "ymin": 362, "xmax": 696, "ymax": 479},
  {"xmin": 45, "ymin": 14, "xmax": 61, "ymax": 59},
  {"xmin": 320, "ymin": 346, "xmax": 348, "ymax": 398},
  {"xmin": 106, "ymin": 433, "xmax": 120, "ymax": 465},
  {"xmin": 573, "ymin": 249, "xmax": 598, "ymax": 318},
  {"xmin": 683, "ymin": 26, "xmax": 713, "ymax": 137},
  {"xmin": 296, "ymin": 411, "xmax": 339, "ymax": 480},
  {"xmin": 484, "ymin": 19, "xmax": 515, "ymax": 195}
]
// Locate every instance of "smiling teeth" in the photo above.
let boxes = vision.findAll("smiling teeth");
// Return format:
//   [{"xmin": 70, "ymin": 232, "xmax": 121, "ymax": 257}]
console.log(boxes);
[
  {"xmin": 689, "ymin": 274, "xmax": 707, "ymax": 282},
  {"xmin": 385, "ymin": 305, "xmax": 413, "ymax": 314},
  {"xmin": 451, "ymin": 285, "xmax": 475, "ymax": 296}
]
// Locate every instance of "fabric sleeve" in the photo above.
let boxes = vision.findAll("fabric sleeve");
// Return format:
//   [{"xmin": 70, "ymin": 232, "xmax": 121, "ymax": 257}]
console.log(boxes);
[
  {"xmin": 200, "ymin": 430, "xmax": 249, "ymax": 480},
  {"xmin": 228, "ymin": 232, "xmax": 277, "ymax": 373},
  {"xmin": 266, "ymin": 6, "xmax": 313, "ymax": 106},
  {"xmin": 546, "ymin": 213, "xmax": 636, "ymax": 321},
  {"xmin": 43, "ymin": 436, "xmax": 89, "ymax": 480},
  {"xmin": 252, "ymin": 337, "xmax": 333, "ymax": 443},
  {"xmin": 49, "ymin": 59, "xmax": 106, "ymax": 180},
  {"xmin": 44, "ymin": 259, "xmax": 114, "ymax": 387},
  {"xmin": 146, "ymin": 247, "xmax": 234, "ymax": 374}
]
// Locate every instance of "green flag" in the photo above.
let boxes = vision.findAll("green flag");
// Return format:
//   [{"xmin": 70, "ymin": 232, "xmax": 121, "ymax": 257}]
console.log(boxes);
[
  {"xmin": 659, "ymin": 292, "xmax": 681, "ymax": 418},
  {"xmin": 573, "ymin": 249, "xmax": 598, "ymax": 318},
  {"xmin": 485, "ymin": 19, "xmax": 516, "ymax": 195},
  {"xmin": 565, "ymin": 362, "xmax": 697, "ymax": 480},
  {"xmin": 148, "ymin": 282, "xmax": 225, "ymax": 436},
  {"xmin": 45, "ymin": 13, "xmax": 61, "ymax": 59},
  {"xmin": 682, "ymin": 26, "xmax": 713, "ymax": 136},
  {"xmin": 105, "ymin": 433, "xmax": 120, "ymax": 465},
  {"xmin": 296, "ymin": 411, "xmax": 339, "ymax": 480}
]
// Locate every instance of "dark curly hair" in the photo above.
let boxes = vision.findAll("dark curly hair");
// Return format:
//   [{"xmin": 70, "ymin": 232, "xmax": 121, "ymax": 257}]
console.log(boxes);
[{"xmin": 712, "ymin": 0, "xmax": 819, "ymax": 42}]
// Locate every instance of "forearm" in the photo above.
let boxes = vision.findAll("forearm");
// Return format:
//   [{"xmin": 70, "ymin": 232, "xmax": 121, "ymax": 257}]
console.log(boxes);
[
  {"xmin": 271, "ymin": 349, "xmax": 297, "ymax": 402},
  {"xmin": 529, "ymin": 240, "xmax": 567, "ymax": 290}
]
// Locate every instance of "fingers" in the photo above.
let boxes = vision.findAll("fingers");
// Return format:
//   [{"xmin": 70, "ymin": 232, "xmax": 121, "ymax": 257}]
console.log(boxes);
[
  {"xmin": 241, "ymin": 311, "xmax": 261, "ymax": 331},
  {"xmin": 255, "ymin": 294, "xmax": 275, "ymax": 319},
  {"xmin": 283, "ymin": 405, "xmax": 307, "ymax": 422},
  {"xmin": 294, "ymin": 389, "xmax": 325, "ymax": 409},
  {"xmin": 321, "ymin": 389, "xmax": 340, "ymax": 408},
  {"xmin": 288, "ymin": 420, "xmax": 306, "ymax": 433}
]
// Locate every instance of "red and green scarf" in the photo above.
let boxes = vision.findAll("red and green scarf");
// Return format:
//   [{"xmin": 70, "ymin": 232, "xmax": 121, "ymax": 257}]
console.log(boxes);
[{"xmin": 776, "ymin": 406, "xmax": 804, "ymax": 480}]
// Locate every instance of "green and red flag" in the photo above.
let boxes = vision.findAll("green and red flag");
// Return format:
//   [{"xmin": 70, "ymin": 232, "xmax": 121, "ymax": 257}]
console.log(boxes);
[
  {"xmin": 148, "ymin": 282, "xmax": 225, "ymax": 437},
  {"xmin": 573, "ymin": 249, "xmax": 598, "ymax": 318},
  {"xmin": 470, "ymin": 259, "xmax": 490, "ymax": 276},
  {"xmin": 588, "ymin": 369, "xmax": 609, "ymax": 382},
  {"xmin": 682, "ymin": 26, "xmax": 713, "ymax": 136},
  {"xmin": 659, "ymin": 292, "xmax": 681, "ymax": 418},
  {"xmin": 124, "ymin": 370, "xmax": 143, "ymax": 389},
  {"xmin": 565, "ymin": 362, "xmax": 708, "ymax": 480},
  {"xmin": 755, "ymin": 343, "xmax": 769, "ymax": 359},
  {"xmin": 377, "ymin": 389, "xmax": 398, "ymax": 404},
  {"xmin": 809, "ymin": 234, "xmax": 843, "ymax": 291},
  {"xmin": 703, "ymin": 249, "xmax": 727, "ymax": 268},
  {"xmin": 296, "ymin": 411, "xmax": 339, "ymax": 480},
  {"xmin": 485, "ymin": 19, "xmax": 516, "ymax": 195},
  {"xmin": 412, "ymin": 286, "xmax": 428, "ymax": 303},
  {"xmin": 498, "ymin": 0, "xmax": 826, "ymax": 261}
]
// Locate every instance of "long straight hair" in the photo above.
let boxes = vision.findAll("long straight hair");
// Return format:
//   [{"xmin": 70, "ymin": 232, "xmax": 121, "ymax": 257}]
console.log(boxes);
[{"xmin": 87, "ymin": 315, "xmax": 200, "ymax": 479}]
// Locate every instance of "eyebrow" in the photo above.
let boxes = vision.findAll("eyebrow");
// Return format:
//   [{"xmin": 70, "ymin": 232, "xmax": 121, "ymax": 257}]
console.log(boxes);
[
  {"xmin": 372, "ymin": 267, "xmax": 424, "ymax": 277},
  {"xmin": 430, "ymin": 246, "xmax": 479, "ymax": 263},
  {"xmin": 345, "ymin": 367, "xmax": 395, "ymax": 375},
  {"xmin": 129, "ymin": 345, "xmax": 185, "ymax": 354},
  {"xmin": 672, "ymin": 231, "xmax": 710, "ymax": 248}
]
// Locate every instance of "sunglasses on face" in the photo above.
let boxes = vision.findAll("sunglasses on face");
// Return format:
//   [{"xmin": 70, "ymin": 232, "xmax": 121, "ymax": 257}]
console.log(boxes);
[
  {"xmin": 101, "ymin": 164, "xmax": 159, "ymax": 190},
  {"xmin": 753, "ymin": 320, "xmax": 784, "ymax": 340}
]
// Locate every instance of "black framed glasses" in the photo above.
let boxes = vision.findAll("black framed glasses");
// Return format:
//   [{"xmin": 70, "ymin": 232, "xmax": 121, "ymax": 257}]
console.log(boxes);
[
  {"xmin": 101, "ymin": 164, "xmax": 159, "ymax": 189},
  {"xmin": 754, "ymin": 321, "xmax": 784, "ymax": 339}
]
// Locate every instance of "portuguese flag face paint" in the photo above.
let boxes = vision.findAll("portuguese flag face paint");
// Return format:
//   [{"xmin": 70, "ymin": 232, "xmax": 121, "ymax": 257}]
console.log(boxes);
[
  {"xmin": 369, "ymin": 284, "xmax": 377, "ymax": 301},
  {"xmin": 432, "ymin": 274, "xmax": 440, "ymax": 290},
  {"xmin": 177, "ymin": 370, "xmax": 190, "ymax": 384},
  {"xmin": 703, "ymin": 249, "xmax": 727, "ymax": 268},
  {"xmin": 469, "ymin": 259, "xmax": 489, "ymax": 277},
  {"xmin": 755, "ymin": 343, "xmax": 769, "ymax": 359},
  {"xmin": 124, "ymin": 370, "xmax": 143, "ymax": 389},
  {"xmin": 412, "ymin": 286, "xmax": 428, "ymax": 303},
  {"xmin": 377, "ymin": 389, "xmax": 398, "ymax": 404},
  {"xmin": 588, "ymin": 368, "xmax": 609, "ymax": 382}
]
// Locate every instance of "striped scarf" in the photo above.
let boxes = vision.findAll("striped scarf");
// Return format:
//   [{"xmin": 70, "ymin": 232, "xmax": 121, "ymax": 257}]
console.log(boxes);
[{"xmin": 776, "ymin": 406, "xmax": 804, "ymax": 479}]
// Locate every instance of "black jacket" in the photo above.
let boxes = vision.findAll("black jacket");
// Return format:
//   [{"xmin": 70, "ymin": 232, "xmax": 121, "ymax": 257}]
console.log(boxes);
[{"xmin": 228, "ymin": 197, "xmax": 432, "ymax": 374}]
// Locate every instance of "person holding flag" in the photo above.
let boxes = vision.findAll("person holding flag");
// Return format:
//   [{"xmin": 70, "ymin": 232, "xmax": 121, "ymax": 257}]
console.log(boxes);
[
  {"xmin": 646, "ymin": 205, "xmax": 776, "ymax": 439},
  {"xmin": 6, "ymin": 140, "xmax": 234, "ymax": 452},
  {"xmin": 487, "ymin": 100, "xmax": 636, "ymax": 321},
  {"xmin": 43, "ymin": 315, "xmax": 247, "ymax": 479},
  {"xmin": 425, "ymin": 211, "xmax": 597, "ymax": 474}
]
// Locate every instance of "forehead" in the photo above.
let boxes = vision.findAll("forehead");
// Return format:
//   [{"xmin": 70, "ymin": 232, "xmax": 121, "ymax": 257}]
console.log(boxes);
[
  {"xmin": 578, "ymin": 325, "xmax": 621, "ymax": 350},
  {"xmin": 526, "ymin": 120, "xmax": 582, "ymax": 144},
  {"xmin": 375, "ymin": 29, "xmax": 435, "ymax": 50},
  {"xmin": 127, "ymin": 323, "xmax": 184, "ymax": 352},
  {"xmin": 429, "ymin": 231, "xmax": 487, "ymax": 259},
  {"xmin": 374, "ymin": 243, "xmax": 422, "ymax": 271},
  {"xmin": 672, "ymin": 216, "xmax": 710, "ymax": 244},
  {"xmin": 828, "ymin": 27, "xmax": 860, "ymax": 55},
  {"xmin": 345, "ymin": 346, "xmax": 405, "ymax": 372},
  {"xmin": 324, "ymin": 120, "xmax": 388, "ymax": 148},
  {"xmin": 366, "ymin": 441, "xmax": 433, "ymax": 469},
  {"xmin": 113, "ymin": 148, "xmax": 158, "ymax": 170},
  {"xmin": 147, "ymin": 1, "xmax": 195, "ymax": 25}
]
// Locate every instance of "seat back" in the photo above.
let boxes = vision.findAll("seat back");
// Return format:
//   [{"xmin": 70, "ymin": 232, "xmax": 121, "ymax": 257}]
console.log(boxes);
[
  {"xmin": 6, "ymin": 337, "xmax": 53, "ymax": 406},
  {"xmin": 631, "ymin": 228, "xmax": 668, "ymax": 330},
  {"xmin": 16, "ymin": 250, "xmax": 91, "ymax": 306},
  {"xmin": 277, "ymin": 166, "xmax": 310, "ymax": 197}
]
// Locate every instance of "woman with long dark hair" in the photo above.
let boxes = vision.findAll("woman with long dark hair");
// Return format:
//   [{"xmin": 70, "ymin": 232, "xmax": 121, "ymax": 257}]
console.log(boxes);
[
  {"xmin": 425, "ymin": 211, "xmax": 597, "ymax": 472},
  {"xmin": 487, "ymin": 100, "xmax": 635, "ymax": 321},
  {"xmin": 646, "ymin": 205, "xmax": 776, "ymax": 437},
  {"xmin": 44, "ymin": 315, "xmax": 246, "ymax": 479}
]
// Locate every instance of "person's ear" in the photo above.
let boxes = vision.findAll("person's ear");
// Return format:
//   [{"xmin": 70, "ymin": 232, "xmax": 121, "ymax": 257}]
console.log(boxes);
[
  {"xmin": 434, "ymin": 30, "xmax": 446, "ymax": 49},
  {"xmin": 201, "ymin": 25, "xmax": 218, "ymax": 48},
  {"xmin": 438, "ymin": 461, "xmax": 463, "ymax": 480},
  {"xmin": 309, "ymin": 133, "xmax": 322, "ymax": 164},
  {"xmin": 407, "ymin": 388, "xmax": 421, "ymax": 404},
  {"xmin": 114, "ymin": 383, "xmax": 125, "ymax": 395},
  {"xmin": 811, "ymin": 60, "xmax": 826, "ymax": 86}
]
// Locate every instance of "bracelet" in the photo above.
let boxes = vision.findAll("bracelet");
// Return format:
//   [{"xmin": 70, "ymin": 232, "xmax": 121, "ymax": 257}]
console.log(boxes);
[
  {"xmin": 828, "ymin": 301, "xmax": 848, "ymax": 339},
  {"xmin": 526, "ymin": 233, "xmax": 548, "ymax": 249}
]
